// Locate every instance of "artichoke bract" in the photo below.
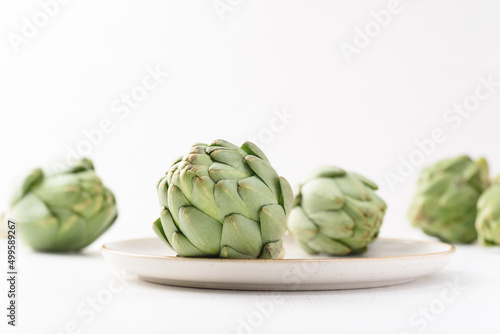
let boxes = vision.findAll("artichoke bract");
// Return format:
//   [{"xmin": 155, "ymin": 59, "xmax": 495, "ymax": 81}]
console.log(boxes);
[
  {"xmin": 408, "ymin": 155, "xmax": 489, "ymax": 243},
  {"xmin": 153, "ymin": 139, "xmax": 293, "ymax": 259},
  {"xmin": 287, "ymin": 166, "xmax": 387, "ymax": 256},
  {"xmin": 9, "ymin": 159, "xmax": 118, "ymax": 251},
  {"xmin": 476, "ymin": 180, "xmax": 500, "ymax": 246}
]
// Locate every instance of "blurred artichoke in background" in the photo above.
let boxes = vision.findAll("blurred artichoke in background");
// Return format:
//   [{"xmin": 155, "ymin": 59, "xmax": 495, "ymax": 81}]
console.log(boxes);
[
  {"xmin": 9, "ymin": 159, "xmax": 118, "ymax": 251},
  {"xmin": 153, "ymin": 139, "xmax": 293, "ymax": 259},
  {"xmin": 476, "ymin": 179, "xmax": 500, "ymax": 246},
  {"xmin": 287, "ymin": 166, "xmax": 387, "ymax": 256},
  {"xmin": 408, "ymin": 155, "xmax": 489, "ymax": 243}
]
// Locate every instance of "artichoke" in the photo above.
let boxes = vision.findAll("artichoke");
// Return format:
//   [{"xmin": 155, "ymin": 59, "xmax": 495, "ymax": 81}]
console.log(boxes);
[
  {"xmin": 476, "ymin": 180, "xmax": 500, "ymax": 246},
  {"xmin": 153, "ymin": 139, "xmax": 293, "ymax": 259},
  {"xmin": 408, "ymin": 155, "xmax": 489, "ymax": 243},
  {"xmin": 287, "ymin": 166, "xmax": 387, "ymax": 256},
  {"xmin": 9, "ymin": 159, "xmax": 118, "ymax": 251}
]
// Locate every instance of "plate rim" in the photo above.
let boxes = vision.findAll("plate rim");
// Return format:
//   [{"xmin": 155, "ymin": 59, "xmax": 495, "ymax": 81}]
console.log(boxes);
[{"xmin": 101, "ymin": 237, "xmax": 455, "ymax": 262}]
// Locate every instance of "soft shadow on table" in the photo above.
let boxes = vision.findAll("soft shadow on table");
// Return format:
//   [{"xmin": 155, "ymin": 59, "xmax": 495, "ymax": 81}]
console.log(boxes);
[
  {"xmin": 129, "ymin": 270, "xmax": 468, "ymax": 297},
  {"xmin": 26, "ymin": 249, "xmax": 103, "ymax": 258}
]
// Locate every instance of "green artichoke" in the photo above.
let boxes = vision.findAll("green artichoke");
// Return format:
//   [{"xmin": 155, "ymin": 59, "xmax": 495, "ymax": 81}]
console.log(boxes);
[
  {"xmin": 476, "ymin": 180, "xmax": 500, "ymax": 246},
  {"xmin": 287, "ymin": 166, "xmax": 387, "ymax": 256},
  {"xmin": 9, "ymin": 159, "xmax": 118, "ymax": 251},
  {"xmin": 408, "ymin": 155, "xmax": 489, "ymax": 243},
  {"xmin": 153, "ymin": 139, "xmax": 293, "ymax": 259}
]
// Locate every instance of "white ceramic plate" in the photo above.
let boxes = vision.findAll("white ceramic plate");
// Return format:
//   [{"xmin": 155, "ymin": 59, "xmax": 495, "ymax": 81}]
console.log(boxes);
[{"xmin": 102, "ymin": 236, "xmax": 454, "ymax": 291}]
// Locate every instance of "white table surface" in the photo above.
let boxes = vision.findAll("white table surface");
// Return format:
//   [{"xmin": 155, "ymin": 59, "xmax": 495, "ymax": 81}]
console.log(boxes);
[{"xmin": 2, "ymin": 230, "xmax": 500, "ymax": 334}]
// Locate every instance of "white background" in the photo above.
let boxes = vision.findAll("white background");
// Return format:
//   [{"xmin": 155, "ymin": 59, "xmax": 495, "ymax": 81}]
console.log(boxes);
[{"xmin": 1, "ymin": 0, "xmax": 500, "ymax": 333}]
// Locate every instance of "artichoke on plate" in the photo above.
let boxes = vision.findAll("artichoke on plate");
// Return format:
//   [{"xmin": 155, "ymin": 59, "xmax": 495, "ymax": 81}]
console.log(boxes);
[
  {"xmin": 408, "ymin": 155, "xmax": 489, "ymax": 243},
  {"xmin": 287, "ymin": 166, "xmax": 387, "ymax": 256},
  {"xmin": 153, "ymin": 139, "xmax": 293, "ymax": 259},
  {"xmin": 476, "ymin": 180, "xmax": 500, "ymax": 246},
  {"xmin": 9, "ymin": 159, "xmax": 118, "ymax": 251}
]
